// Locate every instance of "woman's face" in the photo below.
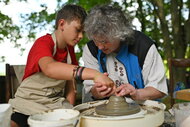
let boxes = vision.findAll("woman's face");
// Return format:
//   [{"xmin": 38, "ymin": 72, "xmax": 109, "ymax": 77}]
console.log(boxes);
[{"xmin": 93, "ymin": 37, "xmax": 121, "ymax": 54}]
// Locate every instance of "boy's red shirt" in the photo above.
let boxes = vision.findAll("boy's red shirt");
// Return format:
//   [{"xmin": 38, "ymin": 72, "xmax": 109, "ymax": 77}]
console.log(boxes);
[{"xmin": 22, "ymin": 34, "xmax": 78, "ymax": 80}]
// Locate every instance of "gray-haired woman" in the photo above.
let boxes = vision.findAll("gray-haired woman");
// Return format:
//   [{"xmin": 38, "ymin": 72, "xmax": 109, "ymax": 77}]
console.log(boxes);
[{"xmin": 82, "ymin": 5, "xmax": 168, "ymax": 102}]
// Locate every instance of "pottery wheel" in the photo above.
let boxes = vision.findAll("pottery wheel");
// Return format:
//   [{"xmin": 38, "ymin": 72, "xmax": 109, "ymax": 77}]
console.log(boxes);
[{"xmin": 95, "ymin": 96, "xmax": 140, "ymax": 116}]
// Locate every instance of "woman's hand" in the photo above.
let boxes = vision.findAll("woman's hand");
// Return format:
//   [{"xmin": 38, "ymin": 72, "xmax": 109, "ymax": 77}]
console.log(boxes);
[
  {"xmin": 115, "ymin": 83, "xmax": 140, "ymax": 100},
  {"xmin": 115, "ymin": 84, "xmax": 166, "ymax": 100},
  {"xmin": 91, "ymin": 83, "xmax": 116, "ymax": 99}
]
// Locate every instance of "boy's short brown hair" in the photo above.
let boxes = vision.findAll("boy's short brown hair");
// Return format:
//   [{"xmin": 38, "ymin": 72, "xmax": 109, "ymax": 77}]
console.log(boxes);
[{"xmin": 55, "ymin": 4, "xmax": 87, "ymax": 29}]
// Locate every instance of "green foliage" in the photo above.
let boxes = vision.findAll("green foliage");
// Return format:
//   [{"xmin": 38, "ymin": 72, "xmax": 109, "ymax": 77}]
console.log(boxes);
[
  {"xmin": 0, "ymin": 11, "xmax": 22, "ymax": 58},
  {"xmin": 0, "ymin": 0, "xmax": 189, "ymax": 62},
  {"xmin": 67, "ymin": 0, "xmax": 112, "ymax": 11},
  {"xmin": 0, "ymin": 0, "xmax": 28, "ymax": 61},
  {"xmin": 0, "ymin": 0, "xmax": 27, "ymax": 4},
  {"xmin": 20, "ymin": 4, "xmax": 56, "ymax": 41},
  {"xmin": 0, "ymin": 56, "xmax": 5, "ymax": 62},
  {"xmin": 0, "ymin": 0, "xmax": 9, "ymax": 4}
]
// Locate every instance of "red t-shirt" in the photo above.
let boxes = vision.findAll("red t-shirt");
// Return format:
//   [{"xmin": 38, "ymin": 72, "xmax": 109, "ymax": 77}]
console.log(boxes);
[{"xmin": 22, "ymin": 34, "xmax": 78, "ymax": 80}]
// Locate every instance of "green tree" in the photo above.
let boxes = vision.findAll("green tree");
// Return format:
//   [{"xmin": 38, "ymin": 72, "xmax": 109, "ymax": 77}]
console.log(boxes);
[
  {"xmin": 149, "ymin": 0, "xmax": 190, "ymax": 108},
  {"xmin": 149, "ymin": 0, "xmax": 190, "ymax": 88}
]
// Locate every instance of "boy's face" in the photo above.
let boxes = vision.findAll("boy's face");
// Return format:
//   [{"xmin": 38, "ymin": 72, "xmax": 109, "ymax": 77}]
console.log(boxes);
[{"xmin": 62, "ymin": 20, "xmax": 84, "ymax": 46}]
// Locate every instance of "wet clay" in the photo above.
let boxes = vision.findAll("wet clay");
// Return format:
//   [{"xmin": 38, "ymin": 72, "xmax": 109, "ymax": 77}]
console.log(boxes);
[{"xmin": 95, "ymin": 96, "xmax": 140, "ymax": 116}]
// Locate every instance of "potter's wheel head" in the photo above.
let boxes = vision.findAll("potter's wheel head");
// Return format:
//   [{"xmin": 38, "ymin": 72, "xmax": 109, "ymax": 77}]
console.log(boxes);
[{"xmin": 95, "ymin": 96, "xmax": 140, "ymax": 116}]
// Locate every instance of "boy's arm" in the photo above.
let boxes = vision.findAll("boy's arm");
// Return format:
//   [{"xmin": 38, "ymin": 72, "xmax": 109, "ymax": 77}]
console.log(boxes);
[{"xmin": 65, "ymin": 80, "xmax": 76, "ymax": 105}]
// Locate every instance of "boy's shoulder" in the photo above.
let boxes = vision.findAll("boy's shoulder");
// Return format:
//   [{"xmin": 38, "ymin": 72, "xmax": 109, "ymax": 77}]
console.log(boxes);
[
  {"xmin": 36, "ymin": 33, "xmax": 52, "ymax": 41},
  {"xmin": 34, "ymin": 33, "xmax": 53, "ymax": 45}
]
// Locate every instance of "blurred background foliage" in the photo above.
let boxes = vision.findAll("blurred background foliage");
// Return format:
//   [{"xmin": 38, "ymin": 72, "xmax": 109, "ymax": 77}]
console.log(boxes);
[
  {"xmin": 0, "ymin": 0, "xmax": 189, "ymax": 82},
  {"xmin": 1, "ymin": 0, "xmax": 189, "ymax": 59}
]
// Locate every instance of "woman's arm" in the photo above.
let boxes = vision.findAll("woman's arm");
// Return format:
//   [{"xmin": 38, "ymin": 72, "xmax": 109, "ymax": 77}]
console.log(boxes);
[
  {"xmin": 132, "ymin": 86, "xmax": 166, "ymax": 100},
  {"xmin": 115, "ymin": 84, "xmax": 165, "ymax": 100},
  {"xmin": 142, "ymin": 45, "xmax": 168, "ymax": 95}
]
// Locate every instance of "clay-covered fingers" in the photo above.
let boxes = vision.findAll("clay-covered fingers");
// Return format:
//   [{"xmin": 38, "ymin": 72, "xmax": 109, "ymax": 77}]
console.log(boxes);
[
  {"xmin": 115, "ymin": 84, "xmax": 135, "ymax": 96},
  {"xmin": 91, "ymin": 83, "xmax": 115, "ymax": 99},
  {"xmin": 99, "ymin": 87, "xmax": 114, "ymax": 96},
  {"xmin": 115, "ymin": 86, "xmax": 131, "ymax": 96},
  {"xmin": 95, "ymin": 83, "xmax": 108, "ymax": 92},
  {"xmin": 105, "ymin": 87, "xmax": 116, "ymax": 97},
  {"xmin": 129, "ymin": 88, "xmax": 139, "ymax": 100},
  {"xmin": 91, "ymin": 84, "xmax": 103, "ymax": 99},
  {"xmin": 91, "ymin": 83, "xmax": 108, "ymax": 99},
  {"xmin": 95, "ymin": 83, "xmax": 113, "ymax": 96}
]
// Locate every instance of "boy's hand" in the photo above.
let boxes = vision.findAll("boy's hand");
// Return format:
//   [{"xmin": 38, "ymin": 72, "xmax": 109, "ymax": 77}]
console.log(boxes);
[{"xmin": 93, "ymin": 72, "xmax": 115, "ymax": 88}]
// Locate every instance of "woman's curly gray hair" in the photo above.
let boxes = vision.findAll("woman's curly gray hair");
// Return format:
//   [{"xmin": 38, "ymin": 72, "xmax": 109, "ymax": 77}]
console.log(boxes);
[{"xmin": 84, "ymin": 5, "xmax": 134, "ymax": 43}]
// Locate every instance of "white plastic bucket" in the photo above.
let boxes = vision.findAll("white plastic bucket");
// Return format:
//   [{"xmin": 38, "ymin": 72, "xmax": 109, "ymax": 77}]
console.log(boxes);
[
  {"xmin": 0, "ymin": 104, "xmax": 12, "ymax": 127},
  {"xmin": 173, "ymin": 102, "xmax": 190, "ymax": 127},
  {"xmin": 28, "ymin": 109, "xmax": 80, "ymax": 127}
]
